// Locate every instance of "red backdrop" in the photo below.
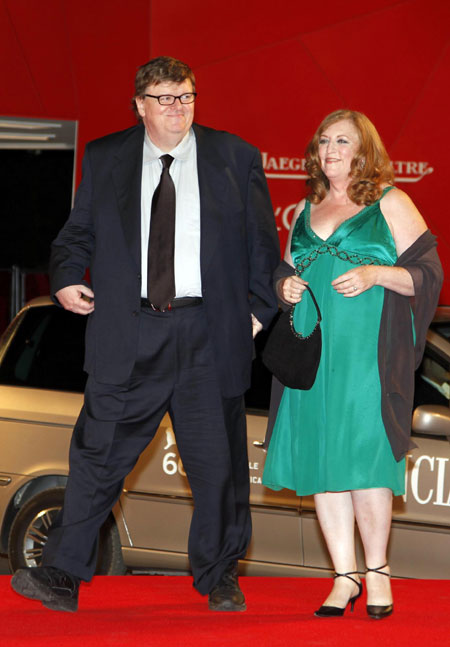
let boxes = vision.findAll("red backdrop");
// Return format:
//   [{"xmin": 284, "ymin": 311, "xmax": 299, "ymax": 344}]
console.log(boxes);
[{"xmin": 1, "ymin": 0, "xmax": 449, "ymax": 300}]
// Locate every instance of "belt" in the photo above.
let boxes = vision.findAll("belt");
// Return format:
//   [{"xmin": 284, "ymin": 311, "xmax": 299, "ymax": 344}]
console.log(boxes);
[{"xmin": 140, "ymin": 297, "xmax": 203, "ymax": 311}]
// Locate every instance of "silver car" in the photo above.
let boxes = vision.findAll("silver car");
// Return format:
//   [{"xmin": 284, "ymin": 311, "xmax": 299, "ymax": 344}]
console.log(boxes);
[{"xmin": 1, "ymin": 298, "xmax": 449, "ymax": 578}]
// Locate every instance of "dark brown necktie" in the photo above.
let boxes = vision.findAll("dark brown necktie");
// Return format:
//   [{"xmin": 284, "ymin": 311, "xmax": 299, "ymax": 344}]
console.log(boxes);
[{"xmin": 147, "ymin": 154, "xmax": 176, "ymax": 310}]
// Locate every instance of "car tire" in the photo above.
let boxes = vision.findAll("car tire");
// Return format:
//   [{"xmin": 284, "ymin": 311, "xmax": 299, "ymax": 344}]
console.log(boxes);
[{"xmin": 8, "ymin": 487, "xmax": 126, "ymax": 575}]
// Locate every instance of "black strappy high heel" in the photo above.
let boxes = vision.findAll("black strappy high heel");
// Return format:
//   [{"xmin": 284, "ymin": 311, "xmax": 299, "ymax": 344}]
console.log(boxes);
[
  {"xmin": 365, "ymin": 563, "xmax": 393, "ymax": 620},
  {"xmin": 314, "ymin": 571, "xmax": 363, "ymax": 617}
]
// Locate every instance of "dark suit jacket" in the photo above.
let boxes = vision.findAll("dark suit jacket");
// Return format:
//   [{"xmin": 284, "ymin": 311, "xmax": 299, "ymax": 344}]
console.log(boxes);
[{"xmin": 50, "ymin": 123, "xmax": 280, "ymax": 397}]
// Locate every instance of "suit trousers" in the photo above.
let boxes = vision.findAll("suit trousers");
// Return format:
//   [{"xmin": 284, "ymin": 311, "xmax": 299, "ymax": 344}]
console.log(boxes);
[{"xmin": 43, "ymin": 303, "xmax": 252, "ymax": 594}]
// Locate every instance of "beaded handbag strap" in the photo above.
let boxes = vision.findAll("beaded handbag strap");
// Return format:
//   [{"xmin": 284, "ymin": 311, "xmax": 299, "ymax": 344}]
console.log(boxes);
[
  {"xmin": 289, "ymin": 283, "xmax": 321, "ymax": 340},
  {"xmin": 289, "ymin": 242, "xmax": 382, "ymax": 340}
]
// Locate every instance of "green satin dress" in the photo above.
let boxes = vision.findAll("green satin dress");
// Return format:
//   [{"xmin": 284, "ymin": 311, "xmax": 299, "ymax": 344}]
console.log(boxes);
[{"xmin": 263, "ymin": 187, "xmax": 405, "ymax": 496}]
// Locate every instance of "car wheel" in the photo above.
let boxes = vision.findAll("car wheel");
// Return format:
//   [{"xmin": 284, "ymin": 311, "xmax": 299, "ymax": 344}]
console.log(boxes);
[{"xmin": 8, "ymin": 487, "xmax": 126, "ymax": 575}]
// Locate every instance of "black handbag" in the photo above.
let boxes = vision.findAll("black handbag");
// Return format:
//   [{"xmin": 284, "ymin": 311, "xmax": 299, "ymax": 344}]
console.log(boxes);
[{"xmin": 262, "ymin": 285, "xmax": 322, "ymax": 389}]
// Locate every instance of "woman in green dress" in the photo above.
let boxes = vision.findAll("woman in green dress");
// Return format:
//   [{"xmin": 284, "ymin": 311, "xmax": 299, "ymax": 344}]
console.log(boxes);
[{"xmin": 263, "ymin": 110, "xmax": 442, "ymax": 619}]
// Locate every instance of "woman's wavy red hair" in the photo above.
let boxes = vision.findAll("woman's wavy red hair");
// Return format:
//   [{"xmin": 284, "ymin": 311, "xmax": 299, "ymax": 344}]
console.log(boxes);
[{"xmin": 305, "ymin": 110, "xmax": 394, "ymax": 205}]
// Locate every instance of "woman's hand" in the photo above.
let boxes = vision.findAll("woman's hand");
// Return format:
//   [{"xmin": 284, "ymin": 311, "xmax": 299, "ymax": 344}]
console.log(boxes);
[
  {"xmin": 332, "ymin": 264, "xmax": 415, "ymax": 297},
  {"xmin": 278, "ymin": 275, "xmax": 309, "ymax": 304},
  {"xmin": 331, "ymin": 265, "xmax": 379, "ymax": 297}
]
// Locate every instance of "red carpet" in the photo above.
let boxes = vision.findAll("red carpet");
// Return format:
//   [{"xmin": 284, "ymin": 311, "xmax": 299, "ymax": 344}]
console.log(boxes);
[{"xmin": 2, "ymin": 575, "xmax": 449, "ymax": 646}]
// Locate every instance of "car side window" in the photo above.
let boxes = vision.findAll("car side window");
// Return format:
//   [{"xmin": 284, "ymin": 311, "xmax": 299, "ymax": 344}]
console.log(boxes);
[{"xmin": 0, "ymin": 305, "xmax": 87, "ymax": 392}]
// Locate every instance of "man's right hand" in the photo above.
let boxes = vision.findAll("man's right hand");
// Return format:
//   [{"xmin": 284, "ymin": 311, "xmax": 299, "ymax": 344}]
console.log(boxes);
[{"xmin": 55, "ymin": 285, "xmax": 95, "ymax": 315}]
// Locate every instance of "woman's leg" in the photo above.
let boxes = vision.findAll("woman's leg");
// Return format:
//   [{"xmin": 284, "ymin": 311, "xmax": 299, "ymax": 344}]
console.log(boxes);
[
  {"xmin": 351, "ymin": 487, "xmax": 393, "ymax": 605},
  {"xmin": 314, "ymin": 491, "xmax": 361, "ymax": 607}
]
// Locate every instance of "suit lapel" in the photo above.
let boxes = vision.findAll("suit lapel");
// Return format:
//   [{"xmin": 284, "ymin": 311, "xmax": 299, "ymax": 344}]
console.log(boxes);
[
  {"xmin": 194, "ymin": 124, "xmax": 228, "ymax": 276},
  {"xmin": 112, "ymin": 124, "xmax": 145, "ymax": 271}
]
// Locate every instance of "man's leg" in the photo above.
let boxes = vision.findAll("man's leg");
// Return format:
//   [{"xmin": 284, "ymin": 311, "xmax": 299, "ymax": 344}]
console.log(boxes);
[
  {"xmin": 42, "ymin": 377, "xmax": 170, "ymax": 580},
  {"xmin": 168, "ymin": 306, "xmax": 251, "ymax": 607},
  {"xmin": 11, "ymin": 309, "xmax": 176, "ymax": 609},
  {"xmin": 207, "ymin": 395, "xmax": 251, "ymax": 611}
]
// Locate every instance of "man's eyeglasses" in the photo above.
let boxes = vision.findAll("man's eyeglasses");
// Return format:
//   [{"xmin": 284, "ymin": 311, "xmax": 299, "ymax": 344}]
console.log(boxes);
[{"xmin": 144, "ymin": 93, "xmax": 197, "ymax": 105}]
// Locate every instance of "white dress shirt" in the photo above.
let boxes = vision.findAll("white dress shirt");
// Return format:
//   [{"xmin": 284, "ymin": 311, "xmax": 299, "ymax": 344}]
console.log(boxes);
[{"xmin": 140, "ymin": 128, "xmax": 201, "ymax": 299}]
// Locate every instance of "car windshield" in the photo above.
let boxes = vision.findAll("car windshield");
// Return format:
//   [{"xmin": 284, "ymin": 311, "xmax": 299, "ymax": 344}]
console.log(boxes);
[{"xmin": 0, "ymin": 305, "xmax": 87, "ymax": 392}]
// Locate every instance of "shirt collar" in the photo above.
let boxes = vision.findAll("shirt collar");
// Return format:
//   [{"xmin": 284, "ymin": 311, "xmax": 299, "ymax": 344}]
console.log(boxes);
[{"xmin": 143, "ymin": 128, "xmax": 194, "ymax": 164}]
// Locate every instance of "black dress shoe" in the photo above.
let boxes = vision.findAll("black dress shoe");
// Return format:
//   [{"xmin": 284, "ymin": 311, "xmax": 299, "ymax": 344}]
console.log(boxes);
[
  {"xmin": 11, "ymin": 566, "xmax": 80, "ymax": 612},
  {"xmin": 314, "ymin": 571, "xmax": 363, "ymax": 618},
  {"xmin": 366, "ymin": 603, "xmax": 393, "ymax": 620},
  {"xmin": 365, "ymin": 563, "xmax": 393, "ymax": 620},
  {"xmin": 208, "ymin": 563, "xmax": 246, "ymax": 612}
]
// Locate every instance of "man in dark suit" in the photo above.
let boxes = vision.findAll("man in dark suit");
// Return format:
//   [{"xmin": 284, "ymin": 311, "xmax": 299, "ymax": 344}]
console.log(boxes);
[{"xmin": 11, "ymin": 56, "xmax": 279, "ymax": 613}]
